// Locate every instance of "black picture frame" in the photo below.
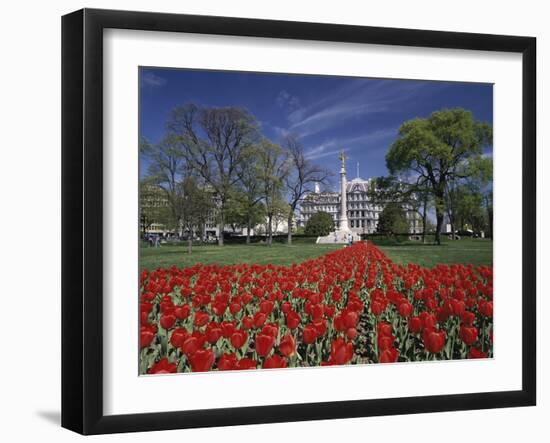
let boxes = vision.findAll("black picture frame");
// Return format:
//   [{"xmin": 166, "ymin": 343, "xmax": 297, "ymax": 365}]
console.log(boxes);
[{"xmin": 61, "ymin": 8, "xmax": 537, "ymax": 435}]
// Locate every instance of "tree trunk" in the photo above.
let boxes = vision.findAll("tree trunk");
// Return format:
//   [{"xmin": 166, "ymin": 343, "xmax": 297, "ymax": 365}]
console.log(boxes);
[
  {"xmin": 287, "ymin": 212, "xmax": 293, "ymax": 245},
  {"xmin": 188, "ymin": 234, "xmax": 193, "ymax": 254},
  {"xmin": 267, "ymin": 213, "xmax": 273, "ymax": 246},
  {"xmin": 246, "ymin": 217, "xmax": 251, "ymax": 244},
  {"xmin": 421, "ymin": 196, "xmax": 427, "ymax": 244},
  {"xmin": 446, "ymin": 208, "xmax": 456, "ymax": 240},
  {"xmin": 218, "ymin": 210, "xmax": 224, "ymax": 246},
  {"xmin": 435, "ymin": 204, "xmax": 444, "ymax": 246}
]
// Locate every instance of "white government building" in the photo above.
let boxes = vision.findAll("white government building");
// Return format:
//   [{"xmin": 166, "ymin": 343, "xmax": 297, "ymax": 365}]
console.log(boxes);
[{"xmin": 298, "ymin": 152, "xmax": 421, "ymax": 236}]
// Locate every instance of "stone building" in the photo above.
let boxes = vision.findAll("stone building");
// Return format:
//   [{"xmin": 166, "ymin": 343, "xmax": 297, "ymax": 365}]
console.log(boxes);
[{"xmin": 298, "ymin": 156, "xmax": 421, "ymax": 235}]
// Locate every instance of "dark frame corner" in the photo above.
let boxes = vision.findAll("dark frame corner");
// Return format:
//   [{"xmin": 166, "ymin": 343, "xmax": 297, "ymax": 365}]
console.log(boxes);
[{"xmin": 62, "ymin": 8, "xmax": 536, "ymax": 435}]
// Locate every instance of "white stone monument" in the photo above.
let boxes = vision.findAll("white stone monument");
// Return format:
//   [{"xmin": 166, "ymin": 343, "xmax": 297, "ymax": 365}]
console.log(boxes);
[{"xmin": 316, "ymin": 151, "xmax": 361, "ymax": 245}]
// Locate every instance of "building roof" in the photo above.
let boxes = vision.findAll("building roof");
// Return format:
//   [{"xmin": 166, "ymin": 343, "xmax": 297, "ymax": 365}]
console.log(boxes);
[{"xmin": 346, "ymin": 177, "xmax": 372, "ymax": 193}]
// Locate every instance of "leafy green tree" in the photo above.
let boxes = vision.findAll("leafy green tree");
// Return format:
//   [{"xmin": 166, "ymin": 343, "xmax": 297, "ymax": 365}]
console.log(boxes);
[
  {"xmin": 305, "ymin": 211, "xmax": 334, "ymax": 236},
  {"xmin": 376, "ymin": 202, "xmax": 409, "ymax": 237},
  {"xmin": 386, "ymin": 108, "xmax": 492, "ymax": 244},
  {"xmin": 368, "ymin": 176, "xmax": 430, "ymax": 243},
  {"xmin": 258, "ymin": 140, "xmax": 288, "ymax": 245},
  {"xmin": 225, "ymin": 191, "xmax": 265, "ymax": 236},
  {"xmin": 235, "ymin": 145, "xmax": 266, "ymax": 243},
  {"xmin": 175, "ymin": 176, "xmax": 215, "ymax": 254}
]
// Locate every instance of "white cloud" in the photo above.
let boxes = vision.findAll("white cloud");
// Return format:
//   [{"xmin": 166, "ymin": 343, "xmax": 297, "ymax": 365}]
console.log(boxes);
[
  {"xmin": 276, "ymin": 90, "xmax": 301, "ymax": 110},
  {"xmin": 286, "ymin": 79, "xmax": 435, "ymax": 138},
  {"xmin": 141, "ymin": 72, "xmax": 167, "ymax": 88},
  {"xmin": 305, "ymin": 127, "xmax": 397, "ymax": 160}
]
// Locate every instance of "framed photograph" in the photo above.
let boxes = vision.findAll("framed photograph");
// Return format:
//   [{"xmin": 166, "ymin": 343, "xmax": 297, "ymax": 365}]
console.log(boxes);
[{"xmin": 62, "ymin": 8, "xmax": 536, "ymax": 435}]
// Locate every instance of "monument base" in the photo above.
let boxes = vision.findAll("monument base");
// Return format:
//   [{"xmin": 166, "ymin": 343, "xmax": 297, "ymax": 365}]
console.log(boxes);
[{"xmin": 316, "ymin": 229, "xmax": 361, "ymax": 244}]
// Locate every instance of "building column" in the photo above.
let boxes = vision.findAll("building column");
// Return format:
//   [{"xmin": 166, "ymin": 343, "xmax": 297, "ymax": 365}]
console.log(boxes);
[{"xmin": 339, "ymin": 151, "xmax": 349, "ymax": 231}]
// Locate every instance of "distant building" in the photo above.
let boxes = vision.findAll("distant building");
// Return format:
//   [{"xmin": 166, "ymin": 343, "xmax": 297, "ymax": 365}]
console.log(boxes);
[
  {"xmin": 139, "ymin": 184, "xmax": 171, "ymax": 234},
  {"xmin": 298, "ymin": 176, "xmax": 421, "ymax": 235}
]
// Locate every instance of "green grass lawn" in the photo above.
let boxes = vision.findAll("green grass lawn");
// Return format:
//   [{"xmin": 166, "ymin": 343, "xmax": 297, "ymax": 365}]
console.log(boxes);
[
  {"xmin": 140, "ymin": 238, "xmax": 492, "ymax": 270},
  {"xmin": 140, "ymin": 243, "xmax": 342, "ymax": 271},
  {"xmin": 378, "ymin": 238, "xmax": 493, "ymax": 267}
]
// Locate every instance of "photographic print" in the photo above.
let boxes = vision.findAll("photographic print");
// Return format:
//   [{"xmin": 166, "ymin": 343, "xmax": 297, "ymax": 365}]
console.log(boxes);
[{"xmin": 138, "ymin": 68, "xmax": 494, "ymax": 375}]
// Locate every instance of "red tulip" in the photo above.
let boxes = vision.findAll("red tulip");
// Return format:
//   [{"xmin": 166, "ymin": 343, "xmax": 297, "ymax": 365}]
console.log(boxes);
[
  {"xmin": 311, "ymin": 304, "xmax": 325, "ymax": 321},
  {"xmin": 302, "ymin": 324, "xmax": 317, "ymax": 344},
  {"xmin": 230, "ymin": 330, "xmax": 248, "ymax": 349},
  {"xmin": 170, "ymin": 328, "xmax": 189, "ymax": 347},
  {"xmin": 174, "ymin": 304, "xmax": 191, "ymax": 320},
  {"xmin": 189, "ymin": 349, "xmax": 215, "ymax": 372},
  {"xmin": 378, "ymin": 335, "xmax": 395, "ymax": 351},
  {"xmin": 253, "ymin": 312, "xmax": 267, "ymax": 328},
  {"xmin": 229, "ymin": 302, "xmax": 241, "ymax": 315},
  {"xmin": 217, "ymin": 353, "xmax": 237, "ymax": 371},
  {"xmin": 261, "ymin": 323, "xmax": 279, "ymax": 337},
  {"xmin": 181, "ymin": 336, "xmax": 201, "ymax": 356},
  {"xmin": 424, "ymin": 329, "xmax": 446, "ymax": 354},
  {"xmin": 235, "ymin": 358, "xmax": 257, "ymax": 370},
  {"xmin": 281, "ymin": 301, "xmax": 292, "ymax": 314},
  {"xmin": 479, "ymin": 300, "xmax": 493, "ymax": 317},
  {"xmin": 193, "ymin": 311, "xmax": 210, "ymax": 327},
  {"xmin": 140, "ymin": 326, "xmax": 156, "ymax": 349},
  {"xmin": 285, "ymin": 311, "xmax": 301, "ymax": 329},
  {"xmin": 278, "ymin": 334, "xmax": 296, "ymax": 357},
  {"xmin": 379, "ymin": 347, "xmax": 399, "ymax": 363},
  {"xmin": 160, "ymin": 313, "xmax": 176, "ymax": 330},
  {"xmin": 263, "ymin": 355, "xmax": 288, "ymax": 369},
  {"xmin": 469, "ymin": 347, "xmax": 488, "ymax": 359},
  {"xmin": 241, "ymin": 316, "xmax": 254, "ymax": 330},
  {"xmin": 459, "ymin": 325, "xmax": 478, "ymax": 346},
  {"xmin": 371, "ymin": 299, "xmax": 387, "ymax": 316},
  {"xmin": 330, "ymin": 338, "xmax": 354, "ymax": 365},
  {"xmin": 377, "ymin": 322, "xmax": 393, "ymax": 337},
  {"xmin": 420, "ymin": 312, "xmax": 437, "ymax": 330},
  {"xmin": 221, "ymin": 321, "xmax": 236, "ymax": 338},
  {"xmin": 205, "ymin": 324, "xmax": 222, "ymax": 344},
  {"xmin": 343, "ymin": 310, "xmax": 359, "ymax": 328},
  {"xmin": 408, "ymin": 316, "xmax": 422, "ymax": 334},
  {"xmin": 255, "ymin": 333, "xmax": 276, "ymax": 357},
  {"xmin": 313, "ymin": 319, "xmax": 327, "ymax": 336},
  {"xmin": 460, "ymin": 310, "xmax": 476, "ymax": 326},
  {"xmin": 259, "ymin": 300, "xmax": 275, "ymax": 315},
  {"xmin": 148, "ymin": 357, "xmax": 177, "ymax": 374},
  {"xmin": 398, "ymin": 301, "xmax": 413, "ymax": 318}
]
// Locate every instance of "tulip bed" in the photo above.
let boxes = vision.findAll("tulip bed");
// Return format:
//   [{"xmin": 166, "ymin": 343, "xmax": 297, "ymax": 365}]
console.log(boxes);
[{"xmin": 140, "ymin": 241, "xmax": 493, "ymax": 374}]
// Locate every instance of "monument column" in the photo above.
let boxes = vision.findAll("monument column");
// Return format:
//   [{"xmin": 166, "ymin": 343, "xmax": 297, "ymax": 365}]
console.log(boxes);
[{"xmin": 339, "ymin": 151, "xmax": 349, "ymax": 231}]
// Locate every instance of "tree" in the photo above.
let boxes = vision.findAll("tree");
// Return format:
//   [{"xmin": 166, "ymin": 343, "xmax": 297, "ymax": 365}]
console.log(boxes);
[
  {"xmin": 141, "ymin": 136, "xmax": 186, "ymax": 228},
  {"xmin": 257, "ymin": 140, "xmax": 288, "ymax": 245},
  {"xmin": 305, "ymin": 211, "xmax": 334, "ymax": 236},
  {"xmin": 283, "ymin": 135, "xmax": 331, "ymax": 245},
  {"xmin": 386, "ymin": 108, "xmax": 492, "ymax": 245},
  {"xmin": 367, "ymin": 176, "xmax": 431, "ymax": 243},
  {"xmin": 167, "ymin": 104, "xmax": 260, "ymax": 246},
  {"xmin": 224, "ymin": 191, "xmax": 265, "ymax": 237},
  {"xmin": 376, "ymin": 202, "xmax": 409, "ymax": 237},
  {"xmin": 235, "ymin": 145, "xmax": 265, "ymax": 243},
  {"xmin": 175, "ymin": 176, "xmax": 214, "ymax": 254}
]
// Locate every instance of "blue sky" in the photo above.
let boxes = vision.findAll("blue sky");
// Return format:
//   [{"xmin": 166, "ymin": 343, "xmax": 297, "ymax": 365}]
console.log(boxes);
[{"xmin": 140, "ymin": 67, "xmax": 493, "ymax": 182}]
